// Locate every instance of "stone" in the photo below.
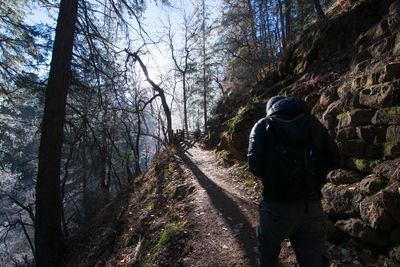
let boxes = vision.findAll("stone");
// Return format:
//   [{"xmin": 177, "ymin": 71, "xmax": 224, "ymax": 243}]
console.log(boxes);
[
  {"xmin": 322, "ymin": 100, "xmax": 342, "ymax": 129},
  {"xmin": 373, "ymin": 158, "xmax": 400, "ymax": 180},
  {"xmin": 351, "ymin": 50, "xmax": 373, "ymax": 67},
  {"xmin": 369, "ymin": 37, "xmax": 395, "ymax": 59},
  {"xmin": 381, "ymin": 182, "xmax": 400, "ymax": 224},
  {"xmin": 335, "ymin": 90, "xmax": 361, "ymax": 110},
  {"xmin": 365, "ymin": 144, "xmax": 384, "ymax": 158},
  {"xmin": 358, "ymin": 18, "xmax": 389, "ymax": 50},
  {"xmin": 353, "ymin": 61, "xmax": 369, "ymax": 73},
  {"xmin": 390, "ymin": 226, "xmax": 400, "ymax": 242},
  {"xmin": 326, "ymin": 220, "xmax": 347, "ymax": 244},
  {"xmin": 321, "ymin": 183, "xmax": 362, "ymax": 218},
  {"xmin": 389, "ymin": 245, "xmax": 400, "ymax": 263},
  {"xmin": 305, "ymin": 92, "xmax": 320, "ymax": 109},
  {"xmin": 336, "ymin": 127, "xmax": 357, "ymax": 142},
  {"xmin": 360, "ymin": 192, "xmax": 396, "ymax": 232},
  {"xmin": 359, "ymin": 174, "xmax": 386, "ymax": 195},
  {"xmin": 356, "ymin": 125, "xmax": 387, "ymax": 143},
  {"xmin": 338, "ymin": 140, "xmax": 365, "ymax": 157},
  {"xmin": 375, "ymin": 19, "xmax": 389, "ymax": 39},
  {"xmin": 359, "ymin": 86, "xmax": 400, "ymax": 109},
  {"xmin": 394, "ymin": 32, "xmax": 400, "ymax": 56},
  {"xmin": 351, "ymin": 75, "xmax": 367, "ymax": 89},
  {"xmin": 380, "ymin": 62, "xmax": 400, "ymax": 83},
  {"xmin": 346, "ymin": 158, "xmax": 381, "ymax": 173},
  {"xmin": 337, "ymin": 109, "xmax": 375, "ymax": 128},
  {"xmin": 388, "ymin": 1, "xmax": 400, "ymax": 30},
  {"xmin": 366, "ymin": 72, "xmax": 381, "ymax": 86},
  {"xmin": 327, "ymin": 169, "xmax": 363, "ymax": 185},
  {"xmin": 319, "ymin": 87, "xmax": 338, "ymax": 109},
  {"xmin": 372, "ymin": 107, "xmax": 400, "ymax": 125},
  {"xmin": 335, "ymin": 218, "xmax": 390, "ymax": 247},
  {"xmin": 384, "ymin": 141, "xmax": 400, "ymax": 158},
  {"xmin": 386, "ymin": 125, "xmax": 400, "ymax": 141}
]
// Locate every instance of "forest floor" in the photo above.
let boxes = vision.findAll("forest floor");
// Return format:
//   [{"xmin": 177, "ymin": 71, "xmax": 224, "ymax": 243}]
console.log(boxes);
[{"xmin": 176, "ymin": 141, "xmax": 298, "ymax": 267}]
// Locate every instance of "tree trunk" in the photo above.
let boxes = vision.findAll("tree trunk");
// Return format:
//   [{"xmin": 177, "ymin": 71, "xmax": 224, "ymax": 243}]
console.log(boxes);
[
  {"xmin": 277, "ymin": 0, "xmax": 286, "ymax": 53},
  {"xmin": 183, "ymin": 73, "xmax": 188, "ymax": 133},
  {"xmin": 313, "ymin": 0, "xmax": 326, "ymax": 20},
  {"xmin": 202, "ymin": 0, "xmax": 207, "ymax": 133},
  {"xmin": 34, "ymin": 0, "xmax": 78, "ymax": 266},
  {"xmin": 297, "ymin": 0, "xmax": 305, "ymax": 31},
  {"xmin": 265, "ymin": 0, "xmax": 274, "ymax": 61},
  {"xmin": 285, "ymin": 0, "xmax": 292, "ymax": 43},
  {"xmin": 134, "ymin": 101, "xmax": 142, "ymax": 176}
]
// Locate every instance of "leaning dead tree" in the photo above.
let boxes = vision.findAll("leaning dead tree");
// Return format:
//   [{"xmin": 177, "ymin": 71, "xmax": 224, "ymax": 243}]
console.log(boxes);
[{"xmin": 125, "ymin": 50, "xmax": 174, "ymax": 145}]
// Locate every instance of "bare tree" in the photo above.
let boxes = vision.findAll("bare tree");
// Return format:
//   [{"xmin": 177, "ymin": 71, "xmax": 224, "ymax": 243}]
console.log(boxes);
[
  {"xmin": 126, "ymin": 51, "xmax": 174, "ymax": 145},
  {"xmin": 167, "ymin": 9, "xmax": 198, "ymax": 134}
]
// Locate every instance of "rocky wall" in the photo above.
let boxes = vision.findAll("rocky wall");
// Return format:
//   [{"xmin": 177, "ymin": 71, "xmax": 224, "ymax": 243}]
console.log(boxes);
[{"xmin": 314, "ymin": 1, "xmax": 400, "ymax": 262}]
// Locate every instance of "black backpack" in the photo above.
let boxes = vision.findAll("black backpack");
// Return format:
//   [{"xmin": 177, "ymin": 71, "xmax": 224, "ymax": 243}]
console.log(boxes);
[{"xmin": 263, "ymin": 113, "xmax": 322, "ymax": 201}]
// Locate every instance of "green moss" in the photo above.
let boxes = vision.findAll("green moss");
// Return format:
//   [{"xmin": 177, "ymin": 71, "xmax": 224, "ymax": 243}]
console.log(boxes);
[
  {"xmin": 294, "ymin": 55, "xmax": 309, "ymax": 75},
  {"xmin": 336, "ymin": 112, "xmax": 348, "ymax": 121},
  {"xmin": 235, "ymin": 166, "xmax": 258, "ymax": 189},
  {"xmin": 353, "ymin": 158, "xmax": 367, "ymax": 169},
  {"xmin": 384, "ymin": 141, "xmax": 400, "ymax": 156},
  {"xmin": 138, "ymin": 240, "xmax": 153, "ymax": 267},
  {"xmin": 145, "ymin": 202, "xmax": 155, "ymax": 212},
  {"xmin": 336, "ymin": 112, "xmax": 349, "ymax": 128},
  {"xmin": 165, "ymin": 186, "xmax": 177, "ymax": 200},
  {"xmin": 138, "ymin": 222, "xmax": 184, "ymax": 267},
  {"xmin": 216, "ymin": 150, "xmax": 235, "ymax": 167},
  {"xmin": 226, "ymin": 106, "xmax": 248, "ymax": 133},
  {"xmin": 384, "ymin": 140, "xmax": 400, "ymax": 146},
  {"xmin": 155, "ymin": 222, "xmax": 183, "ymax": 250},
  {"xmin": 382, "ymin": 106, "xmax": 400, "ymax": 114}
]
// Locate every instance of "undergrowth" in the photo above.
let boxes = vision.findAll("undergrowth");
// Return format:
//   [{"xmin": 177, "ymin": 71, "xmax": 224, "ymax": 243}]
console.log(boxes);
[
  {"xmin": 140, "ymin": 221, "xmax": 185, "ymax": 266},
  {"xmin": 63, "ymin": 147, "xmax": 190, "ymax": 267}
]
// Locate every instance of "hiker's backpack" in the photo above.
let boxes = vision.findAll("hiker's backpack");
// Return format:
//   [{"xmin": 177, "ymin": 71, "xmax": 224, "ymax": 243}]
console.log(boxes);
[{"xmin": 262, "ymin": 113, "xmax": 323, "ymax": 201}]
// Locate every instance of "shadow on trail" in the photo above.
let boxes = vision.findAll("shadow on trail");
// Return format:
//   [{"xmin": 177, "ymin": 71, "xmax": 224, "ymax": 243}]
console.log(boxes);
[
  {"xmin": 177, "ymin": 148, "xmax": 258, "ymax": 266},
  {"xmin": 178, "ymin": 139, "xmax": 196, "ymax": 153}
]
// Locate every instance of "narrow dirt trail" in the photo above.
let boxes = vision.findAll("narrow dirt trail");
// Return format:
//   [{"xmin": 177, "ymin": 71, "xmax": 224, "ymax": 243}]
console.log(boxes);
[{"xmin": 177, "ymin": 142, "xmax": 298, "ymax": 267}]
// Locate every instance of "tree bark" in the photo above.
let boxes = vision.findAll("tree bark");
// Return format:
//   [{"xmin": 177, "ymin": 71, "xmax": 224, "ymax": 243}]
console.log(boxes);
[
  {"xmin": 202, "ymin": 0, "xmax": 207, "ymax": 133},
  {"xmin": 34, "ymin": 0, "xmax": 78, "ymax": 266},
  {"xmin": 297, "ymin": 0, "xmax": 305, "ymax": 31},
  {"xmin": 134, "ymin": 99, "xmax": 142, "ymax": 176},
  {"xmin": 183, "ymin": 72, "xmax": 188, "ymax": 133},
  {"xmin": 285, "ymin": 0, "xmax": 292, "ymax": 43},
  {"xmin": 265, "ymin": 0, "xmax": 274, "ymax": 61},
  {"xmin": 277, "ymin": 0, "xmax": 286, "ymax": 53}
]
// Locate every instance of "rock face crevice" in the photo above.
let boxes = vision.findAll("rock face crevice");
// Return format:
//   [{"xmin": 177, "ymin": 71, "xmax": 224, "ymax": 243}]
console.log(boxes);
[{"xmin": 208, "ymin": 0, "xmax": 400, "ymax": 262}]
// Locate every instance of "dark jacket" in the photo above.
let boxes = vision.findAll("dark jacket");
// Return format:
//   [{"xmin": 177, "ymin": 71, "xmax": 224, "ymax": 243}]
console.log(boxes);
[{"xmin": 247, "ymin": 96, "xmax": 342, "ymax": 202}]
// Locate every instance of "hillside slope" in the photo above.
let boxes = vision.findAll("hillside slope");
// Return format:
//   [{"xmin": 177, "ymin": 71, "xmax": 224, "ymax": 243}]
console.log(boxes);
[
  {"xmin": 206, "ymin": 0, "xmax": 400, "ymax": 264},
  {"xmin": 61, "ymin": 144, "xmax": 270, "ymax": 266}
]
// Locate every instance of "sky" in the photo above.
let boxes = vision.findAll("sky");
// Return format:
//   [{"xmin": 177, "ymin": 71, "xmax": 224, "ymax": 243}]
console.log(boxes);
[
  {"xmin": 140, "ymin": 0, "xmax": 219, "ymax": 79},
  {"xmin": 132, "ymin": 0, "xmax": 223, "ymax": 130},
  {"xmin": 25, "ymin": 0, "xmax": 222, "ymax": 130}
]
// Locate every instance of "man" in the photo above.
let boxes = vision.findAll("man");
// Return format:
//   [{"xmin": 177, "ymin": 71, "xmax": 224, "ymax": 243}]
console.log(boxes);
[{"xmin": 247, "ymin": 96, "xmax": 342, "ymax": 267}]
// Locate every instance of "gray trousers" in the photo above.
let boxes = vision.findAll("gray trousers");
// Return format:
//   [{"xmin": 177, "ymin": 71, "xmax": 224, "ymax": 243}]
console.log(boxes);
[{"xmin": 258, "ymin": 200, "xmax": 329, "ymax": 267}]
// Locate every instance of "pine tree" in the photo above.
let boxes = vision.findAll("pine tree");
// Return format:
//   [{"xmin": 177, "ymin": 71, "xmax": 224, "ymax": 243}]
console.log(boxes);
[{"xmin": 35, "ymin": 0, "xmax": 79, "ymax": 265}]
